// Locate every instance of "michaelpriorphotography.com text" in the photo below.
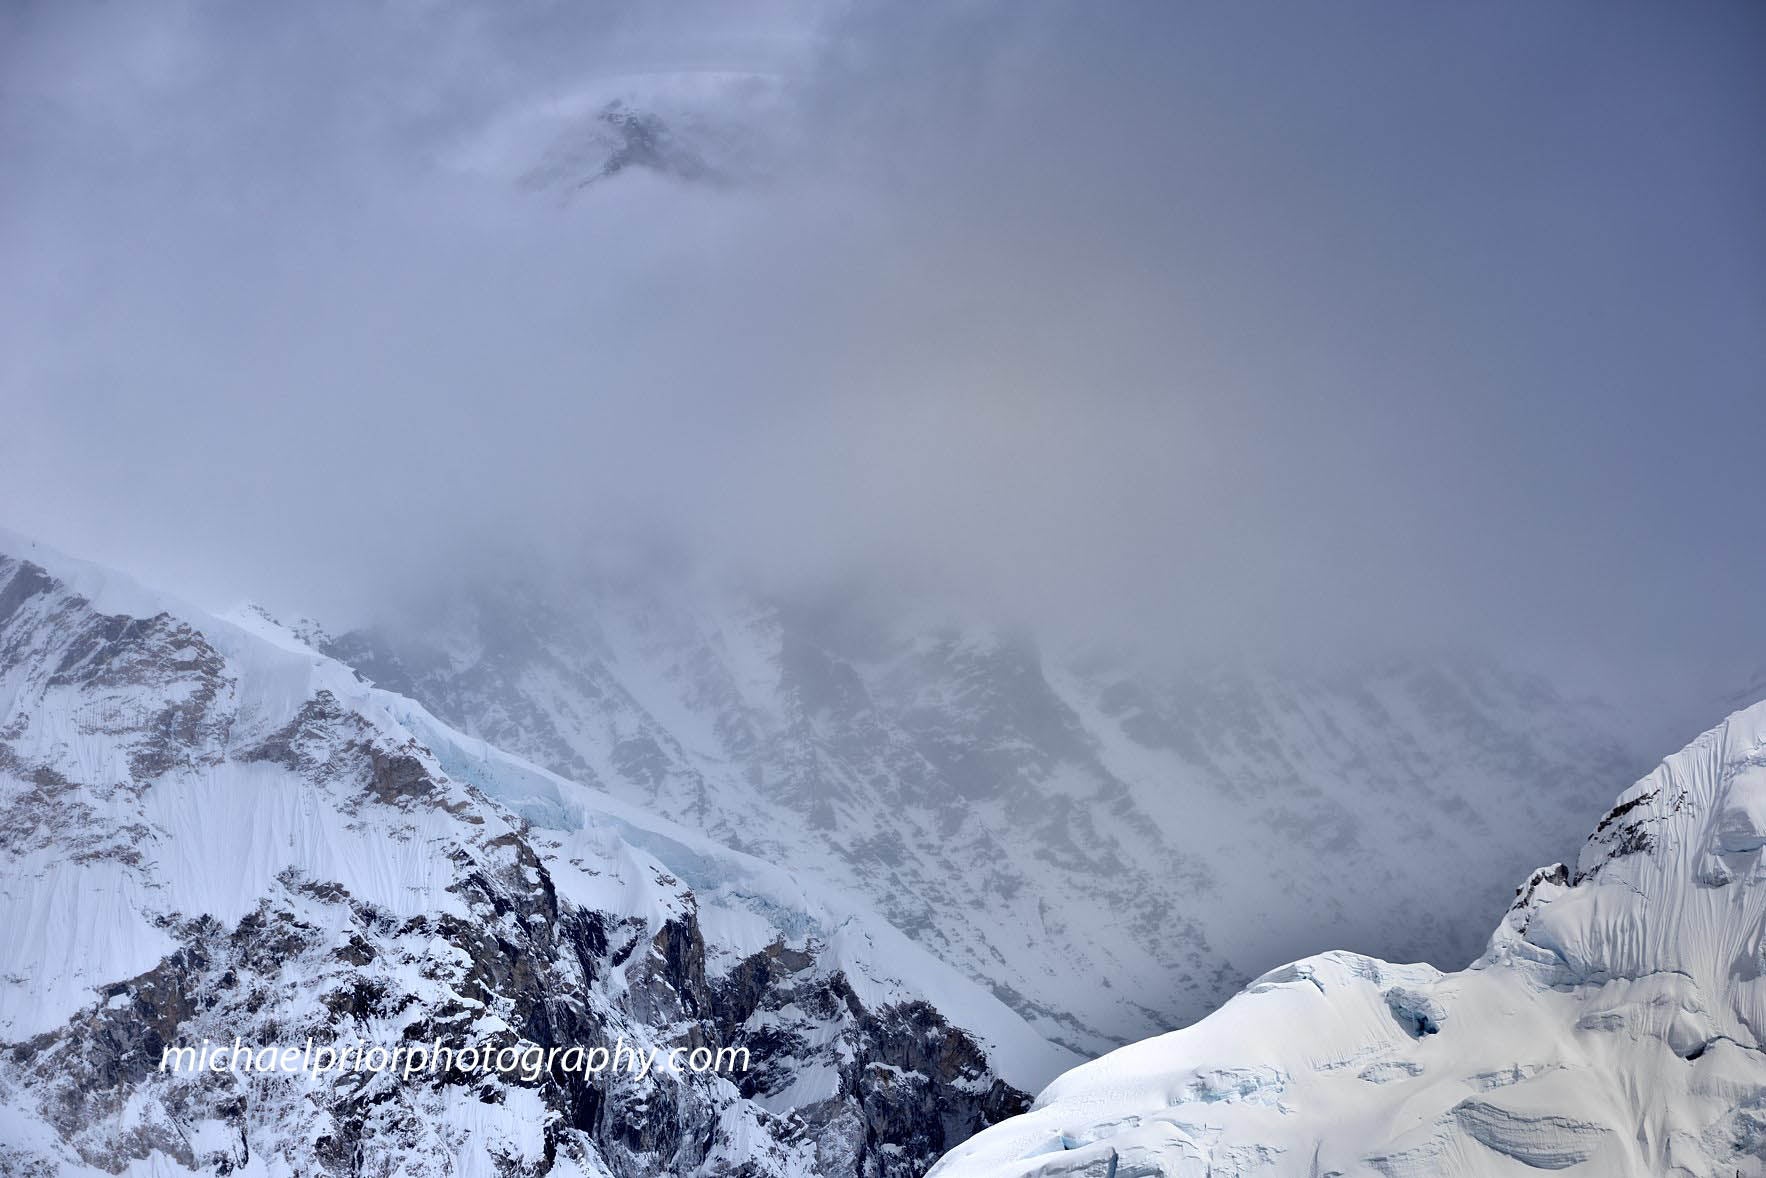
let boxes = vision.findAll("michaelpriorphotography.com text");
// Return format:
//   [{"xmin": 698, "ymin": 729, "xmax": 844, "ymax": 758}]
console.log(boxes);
[{"xmin": 160, "ymin": 1036, "xmax": 751, "ymax": 1083}]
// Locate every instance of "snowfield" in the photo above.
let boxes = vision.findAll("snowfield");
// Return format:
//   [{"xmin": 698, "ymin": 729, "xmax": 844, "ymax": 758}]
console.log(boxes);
[{"xmin": 931, "ymin": 699, "xmax": 1766, "ymax": 1177}]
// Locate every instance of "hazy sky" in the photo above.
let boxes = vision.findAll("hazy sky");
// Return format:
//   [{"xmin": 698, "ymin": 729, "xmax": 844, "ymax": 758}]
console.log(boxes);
[{"xmin": 3, "ymin": 1, "xmax": 1762, "ymax": 709}]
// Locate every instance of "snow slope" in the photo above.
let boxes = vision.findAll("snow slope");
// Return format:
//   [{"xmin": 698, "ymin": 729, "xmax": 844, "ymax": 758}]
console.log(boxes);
[
  {"xmin": 325, "ymin": 573, "xmax": 1648, "ymax": 1053},
  {"xmin": 931, "ymin": 698, "xmax": 1766, "ymax": 1177},
  {"xmin": 0, "ymin": 533, "xmax": 1072, "ymax": 1176}
]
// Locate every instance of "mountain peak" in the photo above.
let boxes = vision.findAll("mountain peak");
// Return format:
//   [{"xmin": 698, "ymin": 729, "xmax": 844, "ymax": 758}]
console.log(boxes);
[
  {"xmin": 0, "ymin": 542, "xmax": 1069, "ymax": 1176},
  {"xmin": 934, "ymin": 699, "xmax": 1766, "ymax": 1178}
]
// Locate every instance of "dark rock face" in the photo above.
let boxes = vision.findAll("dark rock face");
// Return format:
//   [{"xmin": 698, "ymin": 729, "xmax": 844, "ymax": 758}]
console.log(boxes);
[
  {"xmin": 0, "ymin": 555, "xmax": 1030, "ymax": 1176},
  {"xmin": 715, "ymin": 946, "xmax": 1030, "ymax": 1178},
  {"xmin": 8, "ymin": 877, "xmax": 1022, "ymax": 1175}
]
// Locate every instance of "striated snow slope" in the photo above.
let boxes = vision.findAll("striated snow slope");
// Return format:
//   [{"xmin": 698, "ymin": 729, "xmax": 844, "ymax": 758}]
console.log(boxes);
[
  {"xmin": 0, "ymin": 535, "xmax": 1072, "ymax": 1177},
  {"xmin": 931, "ymin": 698, "xmax": 1766, "ymax": 1177}
]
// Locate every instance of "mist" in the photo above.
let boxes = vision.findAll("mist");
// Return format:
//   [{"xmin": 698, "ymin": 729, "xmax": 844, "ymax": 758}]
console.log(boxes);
[{"xmin": 3, "ymin": 0, "xmax": 1763, "ymax": 717}]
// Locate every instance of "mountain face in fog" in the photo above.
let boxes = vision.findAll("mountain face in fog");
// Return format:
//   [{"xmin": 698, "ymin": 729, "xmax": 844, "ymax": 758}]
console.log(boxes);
[{"xmin": 322, "ymin": 573, "xmax": 1648, "ymax": 1055}]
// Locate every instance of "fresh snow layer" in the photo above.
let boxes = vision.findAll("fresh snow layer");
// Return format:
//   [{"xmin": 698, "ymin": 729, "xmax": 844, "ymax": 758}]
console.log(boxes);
[{"xmin": 931, "ymin": 699, "xmax": 1766, "ymax": 1178}]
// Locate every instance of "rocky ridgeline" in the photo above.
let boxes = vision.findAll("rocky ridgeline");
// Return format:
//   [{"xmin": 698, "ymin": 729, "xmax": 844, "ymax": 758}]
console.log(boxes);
[{"xmin": 0, "ymin": 552, "xmax": 1033, "ymax": 1177}]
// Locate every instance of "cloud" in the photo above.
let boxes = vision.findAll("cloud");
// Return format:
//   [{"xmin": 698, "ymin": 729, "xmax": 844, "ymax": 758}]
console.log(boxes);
[{"xmin": 2, "ymin": 1, "xmax": 1763, "ymax": 706}]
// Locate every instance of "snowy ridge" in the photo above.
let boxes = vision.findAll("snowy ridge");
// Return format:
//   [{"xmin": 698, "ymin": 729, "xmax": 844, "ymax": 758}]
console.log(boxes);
[
  {"xmin": 930, "ymin": 698, "xmax": 1766, "ymax": 1178},
  {"xmin": 0, "ymin": 535, "xmax": 1071, "ymax": 1176}
]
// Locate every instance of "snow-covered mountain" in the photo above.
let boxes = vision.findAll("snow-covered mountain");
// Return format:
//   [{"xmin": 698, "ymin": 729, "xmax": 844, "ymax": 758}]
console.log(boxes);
[
  {"xmin": 0, "ymin": 538, "xmax": 1074, "ymax": 1176},
  {"xmin": 932, "ymin": 697, "xmax": 1766, "ymax": 1178},
  {"xmin": 321, "ymin": 574, "xmax": 1649, "ymax": 1054}
]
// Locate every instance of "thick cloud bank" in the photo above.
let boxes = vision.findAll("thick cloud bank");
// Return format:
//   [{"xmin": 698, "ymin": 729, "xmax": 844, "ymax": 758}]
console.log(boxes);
[{"xmin": 3, "ymin": 1, "xmax": 1762, "ymax": 705}]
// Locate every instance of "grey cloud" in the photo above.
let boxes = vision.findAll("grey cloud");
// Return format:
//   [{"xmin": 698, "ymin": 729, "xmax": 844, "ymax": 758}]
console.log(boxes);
[{"xmin": 2, "ymin": 0, "xmax": 1762, "ymax": 717}]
